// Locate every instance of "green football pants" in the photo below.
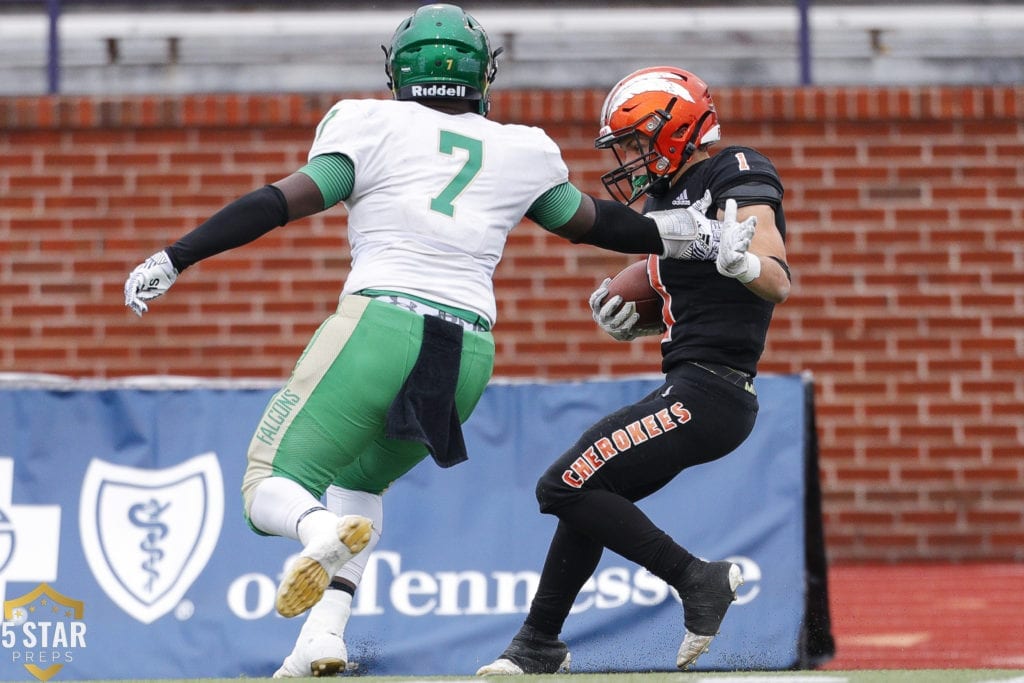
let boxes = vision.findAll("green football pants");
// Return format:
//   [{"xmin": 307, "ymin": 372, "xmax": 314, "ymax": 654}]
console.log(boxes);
[{"xmin": 241, "ymin": 294, "xmax": 494, "ymax": 512}]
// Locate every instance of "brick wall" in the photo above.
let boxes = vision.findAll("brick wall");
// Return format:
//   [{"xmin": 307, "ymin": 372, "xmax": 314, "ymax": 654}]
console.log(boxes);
[{"xmin": 1, "ymin": 87, "xmax": 1022, "ymax": 563}]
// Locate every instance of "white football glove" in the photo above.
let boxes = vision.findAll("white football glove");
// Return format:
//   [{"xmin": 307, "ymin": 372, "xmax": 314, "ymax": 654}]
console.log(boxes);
[
  {"xmin": 715, "ymin": 199, "xmax": 761, "ymax": 283},
  {"xmin": 588, "ymin": 278, "xmax": 664, "ymax": 342},
  {"xmin": 124, "ymin": 250, "xmax": 178, "ymax": 317},
  {"xmin": 646, "ymin": 190, "xmax": 721, "ymax": 260}
]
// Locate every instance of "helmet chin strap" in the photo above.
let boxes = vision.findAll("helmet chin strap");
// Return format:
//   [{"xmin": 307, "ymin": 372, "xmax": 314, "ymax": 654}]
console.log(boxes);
[
  {"xmin": 646, "ymin": 176, "xmax": 671, "ymax": 198},
  {"xmin": 648, "ymin": 108, "xmax": 715, "ymax": 199},
  {"xmin": 381, "ymin": 44, "xmax": 394, "ymax": 91},
  {"xmin": 487, "ymin": 47, "xmax": 504, "ymax": 85},
  {"xmin": 681, "ymin": 109, "xmax": 715, "ymax": 165}
]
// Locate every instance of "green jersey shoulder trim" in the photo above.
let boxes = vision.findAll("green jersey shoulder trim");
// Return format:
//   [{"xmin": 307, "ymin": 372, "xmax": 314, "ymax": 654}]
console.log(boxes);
[
  {"xmin": 527, "ymin": 181, "xmax": 583, "ymax": 231},
  {"xmin": 298, "ymin": 153, "xmax": 355, "ymax": 207}
]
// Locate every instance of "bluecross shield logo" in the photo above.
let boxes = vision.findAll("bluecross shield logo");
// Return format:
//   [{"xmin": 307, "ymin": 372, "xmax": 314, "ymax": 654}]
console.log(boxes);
[
  {"xmin": 2, "ymin": 584, "xmax": 86, "ymax": 682},
  {"xmin": 79, "ymin": 453, "xmax": 223, "ymax": 624}
]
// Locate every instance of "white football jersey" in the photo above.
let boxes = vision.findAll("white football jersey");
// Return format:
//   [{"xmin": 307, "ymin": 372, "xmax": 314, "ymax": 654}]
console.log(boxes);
[{"xmin": 308, "ymin": 98, "xmax": 570, "ymax": 326}]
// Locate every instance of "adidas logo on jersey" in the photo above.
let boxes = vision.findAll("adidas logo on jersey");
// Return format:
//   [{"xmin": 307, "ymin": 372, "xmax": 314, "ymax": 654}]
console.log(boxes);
[
  {"xmin": 410, "ymin": 84, "xmax": 467, "ymax": 98},
  {"xmin": 671, "ymin": 189, "xmax": 690, "ymax": 206}
]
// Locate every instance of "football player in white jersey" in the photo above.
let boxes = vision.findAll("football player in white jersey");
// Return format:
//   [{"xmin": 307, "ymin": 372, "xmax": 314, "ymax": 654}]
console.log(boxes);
[{"xmin": 122, "ymin": 4, "xmax": 723, "ymax": 677}]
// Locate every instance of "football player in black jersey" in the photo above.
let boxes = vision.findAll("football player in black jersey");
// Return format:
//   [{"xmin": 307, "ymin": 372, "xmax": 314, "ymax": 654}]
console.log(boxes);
[{"xmin": 477, "ymin": 67, "xmax": 791, "ymax": 675}]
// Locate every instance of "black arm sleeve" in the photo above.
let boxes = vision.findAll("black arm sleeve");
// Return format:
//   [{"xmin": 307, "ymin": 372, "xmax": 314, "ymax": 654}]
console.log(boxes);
[
  {"xmin": 164, "ymin": 185, "xmax": 290, "ymax": 272},
  {"xmin": 570, "ymin": 198, "xmax": 663, "ymax": 254}
]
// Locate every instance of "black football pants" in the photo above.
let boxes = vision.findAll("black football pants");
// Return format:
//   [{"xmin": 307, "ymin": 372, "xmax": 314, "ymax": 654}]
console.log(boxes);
[{"xmin": 526, "ymin": 362, "xmax": 758, "ymax": 637}]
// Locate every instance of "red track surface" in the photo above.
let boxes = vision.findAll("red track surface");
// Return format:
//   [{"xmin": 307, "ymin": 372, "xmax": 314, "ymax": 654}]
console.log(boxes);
[{"xmin": 820, "ymin": 563, "xmax": 1024, "ymax": 670}]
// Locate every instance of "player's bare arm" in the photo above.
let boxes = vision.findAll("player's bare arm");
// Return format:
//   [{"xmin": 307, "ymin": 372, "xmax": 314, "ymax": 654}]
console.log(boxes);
[
  {"xmin": 550, "ymin": 193, "xmax": 597, "ymax": 241},
  {"xmin": 272, "ymin": 172, "xmax": 327, "ymax": 220},
  {"xmin": 724, "ymin": 203, "xmax": 790, "ymax": 304}
]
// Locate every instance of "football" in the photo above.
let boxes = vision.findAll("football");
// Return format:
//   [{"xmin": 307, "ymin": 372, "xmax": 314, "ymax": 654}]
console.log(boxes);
[{"xmin": 605, "ymin": 259, "xmax": 663, "ymax": 328}]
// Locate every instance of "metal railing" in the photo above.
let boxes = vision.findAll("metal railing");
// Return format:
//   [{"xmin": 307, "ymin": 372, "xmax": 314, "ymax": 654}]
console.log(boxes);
[{"xmin": 4, "ymin": 1, "xmax": 1023, "ymax": 95}]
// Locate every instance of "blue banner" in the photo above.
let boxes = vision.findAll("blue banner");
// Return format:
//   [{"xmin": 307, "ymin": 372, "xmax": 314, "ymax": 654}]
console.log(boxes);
[{"xmin": 0, "ymin": 375, "xmax": 809, "ymax": 679}]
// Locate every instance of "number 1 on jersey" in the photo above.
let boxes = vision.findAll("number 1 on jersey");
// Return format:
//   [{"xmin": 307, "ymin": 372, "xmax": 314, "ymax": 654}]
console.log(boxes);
[{"xmin": 431, "ymin": 131, "xmax": 483, "ymax": 217}]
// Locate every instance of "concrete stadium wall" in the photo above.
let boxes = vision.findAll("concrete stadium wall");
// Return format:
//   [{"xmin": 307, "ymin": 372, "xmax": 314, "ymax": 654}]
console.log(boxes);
[{"xmin": 1, "ymin": 86, "xmax": 1022, "ymax": 564}]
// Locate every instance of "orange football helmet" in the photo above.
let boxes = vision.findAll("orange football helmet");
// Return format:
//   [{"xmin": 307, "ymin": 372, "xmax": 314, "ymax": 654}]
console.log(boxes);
[{"xmin": 595, "ymin": 66, "xmax": 721, "ymax": 204}]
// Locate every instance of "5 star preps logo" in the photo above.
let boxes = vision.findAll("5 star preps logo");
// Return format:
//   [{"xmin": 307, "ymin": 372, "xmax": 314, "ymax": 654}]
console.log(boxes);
[{"xmin": 2, "ymin": 583, "xmax": 86, "ymax": 682}]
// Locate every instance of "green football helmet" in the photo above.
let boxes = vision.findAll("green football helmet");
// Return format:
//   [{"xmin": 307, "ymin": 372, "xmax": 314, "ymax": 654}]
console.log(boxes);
[{"xmin": 383, "ymin": 3, "xmax": 502, "ymax": 115}]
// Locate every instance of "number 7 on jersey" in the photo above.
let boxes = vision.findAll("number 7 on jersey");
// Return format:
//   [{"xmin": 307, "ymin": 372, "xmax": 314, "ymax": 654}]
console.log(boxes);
[{"xmin": 430, "ymin": 130, "xmax": 483, "ymax": 217}]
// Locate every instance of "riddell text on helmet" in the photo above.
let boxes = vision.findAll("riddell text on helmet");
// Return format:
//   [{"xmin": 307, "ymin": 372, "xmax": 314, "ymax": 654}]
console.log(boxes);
[
  {"xmin": 409, "ymin": 84, "xmax": 468, "ymax": 97},
  {"xmin": 561, "ymin": 402, "xmax": 692, "ymax": 488}
]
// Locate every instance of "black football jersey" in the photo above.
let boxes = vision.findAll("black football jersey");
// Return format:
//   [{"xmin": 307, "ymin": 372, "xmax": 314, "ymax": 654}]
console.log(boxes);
[{"xmin": 642, "ymin": 146, "xmax": 786, "ymax": 376}]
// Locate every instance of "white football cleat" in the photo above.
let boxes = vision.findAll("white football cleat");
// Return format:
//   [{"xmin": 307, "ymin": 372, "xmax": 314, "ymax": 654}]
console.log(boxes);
[
  {"xmin": 275, "ymin": 515, "xmax": 373, "ymax": 618},
  {"xmin": 676, "ymin": 632, "xmax": 715, "ymax": 671},
  {"xmin": 476, "ymin": 652, "xmax": 570, "ymax": 676},
  {"xmin": 273, "ymin": 630, "xmax": 347, "ymax": 678},
  {"xmin": 476, "ymin": 626, "xmax": 571, "ymax": 676},
  {"xmin": 676, "ymin": 561, "xmax": 744, "ymax": 670},
  {"xmin": 476, "ymin": 658, "xmax": 524, "ymax": 675}
]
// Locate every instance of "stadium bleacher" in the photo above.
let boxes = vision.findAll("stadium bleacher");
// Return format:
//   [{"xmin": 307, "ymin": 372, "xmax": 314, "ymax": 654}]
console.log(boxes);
[{"xmin": 1, "ymin": 2, "xmax": 1023, "ymax": 94}]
